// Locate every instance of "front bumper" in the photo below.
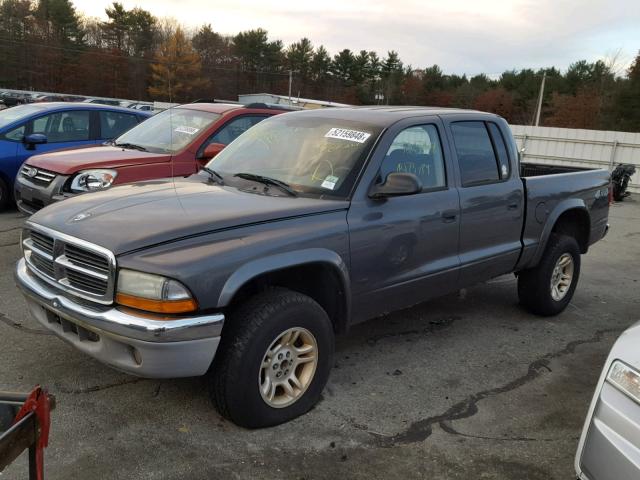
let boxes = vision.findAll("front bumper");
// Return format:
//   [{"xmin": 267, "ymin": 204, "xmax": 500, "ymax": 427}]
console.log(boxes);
[
  {"xmin": 14, "ymin": 172, "xmax": 71, "ymax": 215},
  {"xmin": 15, "ymin": 258, "xmax": 224, "ymax": 378}
]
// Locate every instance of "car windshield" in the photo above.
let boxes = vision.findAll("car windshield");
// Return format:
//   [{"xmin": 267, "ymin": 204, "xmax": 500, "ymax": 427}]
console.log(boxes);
[
  {"xmin": 208, "ymin": 114, "xmax": 381, "ymax": 197},
  {"xmin": 114, "ymin": 107, "xmax": 221, "ymax": 154},
  {"xmin": 0, "ymin": 104, "xmax": 44, "ymax": 129}
]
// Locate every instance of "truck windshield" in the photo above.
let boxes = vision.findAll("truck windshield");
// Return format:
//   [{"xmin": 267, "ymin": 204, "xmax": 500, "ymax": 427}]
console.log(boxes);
[
  {"xmin": 208, "ymin": 114, "xmax": 381, "ymax": 197},
  {"xmin": 114, "ymin": 107, "xmax": 220, "ymax": 153}
]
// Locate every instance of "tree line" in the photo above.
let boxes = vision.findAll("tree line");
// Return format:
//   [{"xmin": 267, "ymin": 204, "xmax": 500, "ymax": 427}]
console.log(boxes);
[{"xmin": 1, "ymin": 0, "xmax": 639, "ymax": 131}]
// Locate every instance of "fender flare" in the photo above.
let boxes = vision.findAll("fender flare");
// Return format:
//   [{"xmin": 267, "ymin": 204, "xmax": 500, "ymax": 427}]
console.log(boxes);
[
  {"xmin": 530, "ymin": 198, "xmax": 589, "ymax": 266},
  {"xmin": 217, "ymin": 248, "xmax": 351, "ymax": 322}
]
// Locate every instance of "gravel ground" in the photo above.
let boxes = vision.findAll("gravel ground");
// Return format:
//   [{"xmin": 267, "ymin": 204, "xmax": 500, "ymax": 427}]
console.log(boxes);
[{"xmin": 1, "ymin": 197, "xmax": 638, "ymax": 480}]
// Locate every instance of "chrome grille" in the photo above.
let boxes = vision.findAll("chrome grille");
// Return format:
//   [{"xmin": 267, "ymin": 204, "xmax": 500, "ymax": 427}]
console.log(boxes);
[
  {"xmin": 64, "ymin": 244, "xmax": 110, "ymax": 274},
  {"xmin": 30, "ymin": 230, "xmax": 54, "ymax": 254},
  {"xmin": 22, "ymin": 224, "xmax": 116, "ymax": 304},
  {"xmin": 21, "ymin": 166, "xmax": 57, "ymax": 186}
]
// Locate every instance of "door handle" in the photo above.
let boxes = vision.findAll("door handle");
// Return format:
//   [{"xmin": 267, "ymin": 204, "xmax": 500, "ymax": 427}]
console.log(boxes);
[
  {"xmin": 507, "ymin": 203, "xmax": 519, "ymax": 210},
  {"xmin": 442, "ymin": 210, "xmax": 457, "ymax": 223}
]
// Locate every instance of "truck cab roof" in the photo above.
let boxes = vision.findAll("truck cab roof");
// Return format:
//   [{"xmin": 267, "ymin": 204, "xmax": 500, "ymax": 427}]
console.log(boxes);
[{"xmin": 281, "ymin": 105, "xmax": 500, "ymax": 127}]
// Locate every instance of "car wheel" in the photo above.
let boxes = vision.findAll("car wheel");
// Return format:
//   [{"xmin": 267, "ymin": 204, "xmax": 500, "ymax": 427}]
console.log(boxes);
[
  {"xmin": 209, "ymin": 287, "xmax": 335, "ymax": 428},
  {"xmin": 0, "ymin": 176, "xmax": 10, "ymax": 211},
  {"xmin": 517, "ymin": 233, "xmax": 581, "ymax": 316}
]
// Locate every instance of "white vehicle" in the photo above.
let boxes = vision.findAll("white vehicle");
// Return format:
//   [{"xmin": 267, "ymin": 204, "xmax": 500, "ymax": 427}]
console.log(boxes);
[{"xmin": 575, "ymin": 321, "xmax": 640, "ymax": 480}]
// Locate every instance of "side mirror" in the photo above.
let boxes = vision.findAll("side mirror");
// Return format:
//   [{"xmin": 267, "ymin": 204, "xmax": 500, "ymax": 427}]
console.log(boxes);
[
  {"xmin": 369, "ymin": 172, "xmax": 422, "ymax": 199},
  {"xmin": 200, "ymin": 142, "xmax": 225, "ymax": 160},
  {"xmin": 24, "ymin": 133, "xmax": 47, "ymax": 150}
]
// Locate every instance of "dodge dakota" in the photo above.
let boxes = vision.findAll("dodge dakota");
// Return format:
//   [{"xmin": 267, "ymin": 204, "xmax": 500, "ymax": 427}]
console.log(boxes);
[{"xmin": 15, "ymin": 107, "xmax": 610, "ymax": 428}]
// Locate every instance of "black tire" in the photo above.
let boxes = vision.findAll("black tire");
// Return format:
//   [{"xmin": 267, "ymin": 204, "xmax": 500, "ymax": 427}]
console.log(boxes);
[
  {"xmin": 0, "ymin": 176, "xmax": 10, "ymax": 211},
  {"xmin": 518, "ymin": 234, "xmax": 581, "ymax": 316},
  {"xmin": 209, "ymin": 287, "xmax": 335, "ymax": 428},
  {"xmin": 613, "ymin": 184, "xmax": 624, "ymax": 202}
]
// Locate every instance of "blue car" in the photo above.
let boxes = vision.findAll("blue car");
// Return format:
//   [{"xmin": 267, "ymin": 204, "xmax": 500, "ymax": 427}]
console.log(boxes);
[{"xmin": 0, "ymin": 102, "xmax": 151, "ymax": 209}]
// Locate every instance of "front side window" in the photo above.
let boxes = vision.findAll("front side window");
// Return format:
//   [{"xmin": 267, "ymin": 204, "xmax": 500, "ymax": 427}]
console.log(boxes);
[
  {"xmin": 209, "ymin": 114, "xmax": 381, "ymax": 197},
  {"xmin": 99, "ymin": 111, "xmax": 139, "ymax": 139},
  {"xmin": 115, "ymin": 107, "xmax": 221, "ymax": 154},
  {"xmin": 379, "ymin": 124, "xmax": 446, "ymax": 190},
  {"xmin": 451, "ymin": 121, "xmax": 500, "ymax": 186},
  {"xmin": 31, "ymin": 111, "xmax": 90, "ymax": 142}
]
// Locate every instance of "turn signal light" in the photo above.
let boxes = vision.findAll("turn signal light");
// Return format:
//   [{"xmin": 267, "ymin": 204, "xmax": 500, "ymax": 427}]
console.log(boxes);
[{"xmin": 115, "ymin": 293, "xmax": 197, "ymax": 314}]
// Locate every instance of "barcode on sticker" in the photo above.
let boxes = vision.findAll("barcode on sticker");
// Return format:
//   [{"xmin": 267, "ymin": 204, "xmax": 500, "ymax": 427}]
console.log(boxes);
[
  {"xmin": 175, "ymin": 126, "xmax": 199, "ymax": 135},
  {"xmin": 325, "ymin": 128, "xmax": 371, "ymax": 143}
]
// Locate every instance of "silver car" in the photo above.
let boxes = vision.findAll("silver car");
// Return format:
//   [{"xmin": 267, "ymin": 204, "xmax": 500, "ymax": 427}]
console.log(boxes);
[{"xmin": 575, "ymin": 321, "xmax": 640, "ymax": 479}]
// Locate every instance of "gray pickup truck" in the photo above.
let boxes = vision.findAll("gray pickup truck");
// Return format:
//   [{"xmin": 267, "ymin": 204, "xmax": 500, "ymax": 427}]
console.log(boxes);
[{"xmin": 15, "ymin": 107, "xmax": 610, "ymax": 428}]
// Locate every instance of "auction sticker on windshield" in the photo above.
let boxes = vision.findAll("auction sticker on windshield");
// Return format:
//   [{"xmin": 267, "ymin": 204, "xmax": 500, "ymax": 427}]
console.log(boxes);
[
  {"xmin": 325, "ymin": 128, "xmax": 371, "ymax": 143},
  {"xmin": 321, "ymin": 175, "xmax": 339, "ymax": 190},
  {"xmin": 175, "ymin": 126, "xmax": 199, "ymax": 135}
]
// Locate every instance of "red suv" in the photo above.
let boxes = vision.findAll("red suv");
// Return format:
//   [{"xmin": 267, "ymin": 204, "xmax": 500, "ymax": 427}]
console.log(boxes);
[{"xmin": 14, "ymin": 102, "xmax": 293, "ymax": 214}]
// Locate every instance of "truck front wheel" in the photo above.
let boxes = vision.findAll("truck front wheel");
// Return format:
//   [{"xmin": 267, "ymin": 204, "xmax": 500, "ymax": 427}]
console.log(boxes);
[
  {"xmin": 209, "ymin": 288, "xmax": 335, "ymax": 428},
  {"xmin": 517, "ymin": 234, "xmax": 581, "ymax": 316}
]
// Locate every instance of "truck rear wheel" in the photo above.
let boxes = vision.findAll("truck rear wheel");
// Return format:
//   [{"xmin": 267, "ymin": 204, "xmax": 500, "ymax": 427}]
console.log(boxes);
[
  {"xmin": 518, "ymin": 234, "xmax": 581, "ymax": 316},
  {"xmin": 209, "ymin": 288, "xmax": 334, "ymax": 428}
]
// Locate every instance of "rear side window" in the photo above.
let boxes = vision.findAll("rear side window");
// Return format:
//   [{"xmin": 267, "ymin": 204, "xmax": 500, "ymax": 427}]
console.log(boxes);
[
  {"xmin": 451, "ymin": 121, "xmax": 500, "ymax": 186},
  {"xmin": 487, "ymin": 123, "xmax": 511, "ymax": 179},
  {"xmin": 99, "ymin": 111, "xmax": 139, "ymax": 139}
]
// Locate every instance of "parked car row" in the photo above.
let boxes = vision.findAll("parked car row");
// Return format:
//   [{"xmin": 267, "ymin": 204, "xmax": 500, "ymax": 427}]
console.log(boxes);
[
  {"xmin": 0, "ymin": 91, "xmax": 155, "ymax": 111},
  {"xmin": 6, "ymin": 102, "xmax": 291, "ymax": 212},
  {"xmin": 0, "ymin": 102, "xmax": 152, "ymax": 209}
]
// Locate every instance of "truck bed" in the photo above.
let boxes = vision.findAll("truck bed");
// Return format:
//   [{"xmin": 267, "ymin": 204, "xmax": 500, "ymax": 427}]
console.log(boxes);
[
  {"xmin": 517, "ymin": 165, "xmax": 611, "ymax": 270},
  {"xmin": 521, "ymin": 162, "xmax": 594, "ymax": 178}
]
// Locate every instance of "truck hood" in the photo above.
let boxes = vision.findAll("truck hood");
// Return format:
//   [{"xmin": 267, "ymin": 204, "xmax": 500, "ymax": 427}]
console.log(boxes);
[
  {"xmin": 27, "ymin": 145, "xmax": 170, "ymax": 174},
  {"xmin": 29, "ymin": 176, "xmax": 349, "ymax": 255}
]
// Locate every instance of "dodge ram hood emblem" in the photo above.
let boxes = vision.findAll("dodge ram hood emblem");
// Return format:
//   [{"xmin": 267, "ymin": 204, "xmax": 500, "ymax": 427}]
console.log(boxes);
[{"xmin": 70, "ymin": 212, "xmax": 92, "ymax": 222}]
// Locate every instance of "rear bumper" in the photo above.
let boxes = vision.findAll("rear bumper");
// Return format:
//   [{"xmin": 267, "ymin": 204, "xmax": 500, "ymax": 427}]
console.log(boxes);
[{"xmin": 15, "ymin": 258, "xmax": 224, "ymax": 378}]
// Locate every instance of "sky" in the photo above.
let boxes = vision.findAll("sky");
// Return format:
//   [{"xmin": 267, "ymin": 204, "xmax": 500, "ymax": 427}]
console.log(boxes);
[{"xmin": 74, "ymin": 0, "xmax": 640, "ymax": 76}]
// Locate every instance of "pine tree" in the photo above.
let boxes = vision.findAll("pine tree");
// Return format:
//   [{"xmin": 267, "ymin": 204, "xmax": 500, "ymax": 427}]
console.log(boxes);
[{"xmin": 148, "ymin": 27, "xmax": 207, "ymax": 102}]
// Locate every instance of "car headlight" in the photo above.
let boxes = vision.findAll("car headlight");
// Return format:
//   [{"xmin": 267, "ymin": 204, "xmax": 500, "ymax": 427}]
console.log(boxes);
[
  {"xmin": 70, "ymin": 169, "xmax": 117, "ymax": 192},
  {"xmin": 607, "ymin": 360, "xmax": 640, "ymax": 405},
  {"xmin": 116, "ymin": 269, "xmax": 197, "ymax": 314}
]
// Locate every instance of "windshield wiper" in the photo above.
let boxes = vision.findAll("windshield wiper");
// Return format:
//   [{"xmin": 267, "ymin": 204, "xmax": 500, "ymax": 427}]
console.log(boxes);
[
  {"xmin": 234, "ymin": 172, "xmax": 297, "ymax": 197},
  {"xmin": 201, "ymin": 166, "xmax": 224, "ymax": 185},
  {"xmin": 115, "ymin": 142, "xmax": 147, "ymax": 152}
]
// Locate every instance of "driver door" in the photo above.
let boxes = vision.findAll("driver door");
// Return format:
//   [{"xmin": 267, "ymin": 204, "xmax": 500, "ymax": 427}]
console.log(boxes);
[{"xmin": 347, "ymin": 118, "xmax": 461, "ymax": 323}]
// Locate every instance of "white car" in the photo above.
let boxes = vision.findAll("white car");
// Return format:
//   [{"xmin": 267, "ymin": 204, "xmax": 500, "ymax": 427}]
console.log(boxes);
[{"xmin": 575, "ymin": 321, "xmax": 640, "ymax": 479}]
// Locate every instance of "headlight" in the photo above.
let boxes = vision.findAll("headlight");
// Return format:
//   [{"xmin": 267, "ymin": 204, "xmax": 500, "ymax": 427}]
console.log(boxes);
[
  {"xmin": 70, "ymin": 169, "xmax": 117, "ymax": 192},
  {"xmin": 607, "ymin": 360, "xmax": 640, "ymax": 405},
  {"xmin": 116, "ymin": 269, "xmax": 197, "ymax": 314}
]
